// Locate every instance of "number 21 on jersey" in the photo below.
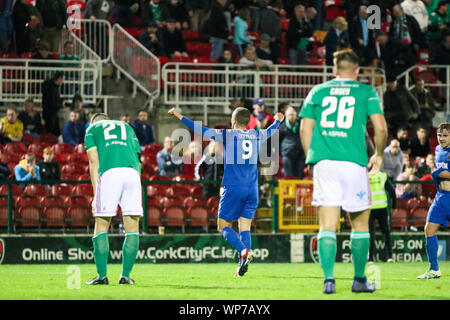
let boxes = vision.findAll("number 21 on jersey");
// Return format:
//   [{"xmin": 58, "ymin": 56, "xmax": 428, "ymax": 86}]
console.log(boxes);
[
  {"xmin": 103, "ymin": 122, "xmax": 127, "ymax": 140},
  {"xmin": 320, "ymin": 96, "xmax": 355, "ymax": 129}
]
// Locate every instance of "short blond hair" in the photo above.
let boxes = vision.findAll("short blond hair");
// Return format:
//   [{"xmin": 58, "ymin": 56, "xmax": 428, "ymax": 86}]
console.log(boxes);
[
  {"xmin": 333, "ymin": 49, "xmax": 359, "ymax": 72},
  {"xmin": 43, "ymin": 147, "xmax": 54, "ymax": 155},
  {"xmin": 333, "ymin": 16, "xmax": 348, "ymax": 31},
  {"xmin": 25, "ymin": 153, "xmax": 36, "ymax": 161}
]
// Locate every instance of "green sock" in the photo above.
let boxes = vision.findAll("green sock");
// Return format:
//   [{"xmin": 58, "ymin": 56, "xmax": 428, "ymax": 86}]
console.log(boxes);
[
  {"xmin": 351, "ymin": 231, "xmax": 370, "ymax": 279},
  {"xmin": 93, "ymin": 231, "xmax": 109, "ymax": 279},
  {"xmin": 318, "ymin": 230, "xmax": 337, "ymax": 280},
  {"xmin": 121, "ymin": 232, "xmax": 140, "ymax": 279}
]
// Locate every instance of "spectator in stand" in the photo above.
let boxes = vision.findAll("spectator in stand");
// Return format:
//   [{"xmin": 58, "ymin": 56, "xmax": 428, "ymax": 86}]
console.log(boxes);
[
  {"xmin": 248, "ymin": 0, "xmax": 267, "ymax": 33},
  {"xmin": 427, "ymin": 1, "xmax": 449, "ymax": 61},
  {"xmin": 120, "ymin": 114, "xmax": 131, "ymax": 125},
  {"xmin": 183, "ymin": 140, "xmax": 203, "ymax": 177},
  {"xmin": 256, "ymin": 33, "xmax": 277, "ymax": 64},
  {"xmin": 141, "ymin": 0, "xmax": 165, "ymax": 28},
  {"xmin": 38, "ymin": 146, "xmax": 60, "ymax": 180},
  {"xmin": 410, "ymin": 125, "xmax": 431, "ymax": 158},
  {"xmin": 279, "ymin": 106, "xmax": 305, "ymax": 179},
  {"xmin": 0, "ymin": 108, "xmax": 23, "ymax": 144},
  {"xmin": 163, "ymin": 0, "xmax": 190, "ymax": 30},
  {"xmin": 0, "ymin": 150, "xmax": 11, "ymax": 179},
  {"xmin": 140, "ymin": 21, "xmax": 166, "ymax": 57},
  {"xmin": 372, "ymin": 31, "xmax": 415, "ymax": 79},
  {"xmin": 278, "ymin": 102, "xmax": 290, "ymax": 114},
  {"xmin": 305, "ymin": 6, "xmax": 317, "ymax": 30},
  {"xmin": 215, "ymin": 49, "xmax": 236, "ymax": 96},
  {"xmin": 417, "ymin": 152, "xmax": 435, "ymax": 178},
  {"xmin": 209, "ymin": 0, "xmax": 229, "ymax": 61},
  {"xmin": 186, "ymin": 0, "xmax": 212, "ymax": 32},
  {"xmin": 286, "ymin": 4, "xmax": 314, "ymax": 66},
  {"xmin": 12, "ymin": 0, "xmax": 42, "ymax": 56},
  {"xmin": 349, "ymin": 5, "xmax": 374, "ymax": 66},
  {"xmin": 35, "ymin": 0, "xmax": 67, "ymax": 53},
  {"xmin": 389, "ymin": 4, "xmax": 425, "ymax": 56},
  {"xmin": 260, "ymin": 0, "xmax": 282, "ymax": 63},
  {"xmin": 59, "ymin": 41, "xmax": 80, "ymax": 63},
  {"xmin": 18, "ymin": 98, "xmax": 42, "ymax": 138},
  {"xmin": 194, "ymin": 139, "xmax": 224, "ymax": 200},
  {"xmin": 381, "ymin": 139, "xmax": 405, "ymax": 181},
  {"xmin": 409, "ymin": 77, "xmax": 436, "ymax": 131},
  {"xmin": 396, "ymin": 127, "xmax": 412, "ymax": 154},
  {"xmin": 247, "ymin": 98, "xmax": 274, "ymax": 130},
  {"xmin": 239, "ymin": 45, "xmax": 273, "ymax": 70},
  {"xmin": 31, "ymin": 41, "xmax": 55, "ymax": 64},
  {"xmin": 42, "ymin": 71, "xmax": 64, "ymax": 137},
  {"xmin": 132, "ymin": 109, "xmax": 155, "ymax": 148},
  {"xmin": 163, "ymin": 18, "xmax": 189, "ymax": 58},
  {"xmin": 14, "ymin": 153, "xmax": 40, "ymax": 187},
  {"xmin": 217, "ymin": 48, "xmax": 234, "ymax": 64},
  {"xmin": 157, "ymin": 136, "xmax": 183, "ymax": 177},
  {"xmin": 59, "ymin": 41, "xmax": 81, "ymax": 95},
  {"xmin": 233, "ymin": 7, "xmax": 251, "ymax": 58},
  {"xmin": 113, "ymin": 0, "xmax": 139, "ymax": 28},
  {"xmin": 62, "ymin": 111, "xmax": 85, "ymax": 147},
  {"xmin": 383, "ymin": 75, "xmax": 420, "ymax": 133},
  {"xmin": 0, "ymin": 0, "xmax": 13, "ymax": 54},
  {"xmin": 85, "ymin": 0, "xmax": 114, "ymax": 23},
  {"xmin": 395, "ymin": 161, "xmax": 422, "ymax": 201},
  {"xmin": 324, "ymin": 16, "xmax": 349, "ymax": 66},
  {"xmin": 431, "ymin": 33, "xmax": 450, "ymax": 85},
  {"xmin": 401, "ymin": 0, "xmax": 429, "ymax": 32}
]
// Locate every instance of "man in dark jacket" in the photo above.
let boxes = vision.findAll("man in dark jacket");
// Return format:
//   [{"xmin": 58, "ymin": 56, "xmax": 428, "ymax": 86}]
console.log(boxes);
[
  {"xmin": 163, "ymin": 0, "xmax": 190, "ymax": 29},
  {"xmin": 279, "ymin": 106, "xmax": 305, "ymax": 179},
  {"xmin": 139, "ymin": 21, "xmax": 166, "ymax": 56},
  {"xmin": 208, "ymin": 0, "xmax": 228, "ymax": 61},
  {"xmin": 12, "ymin": 0, "xmax": 42, "ymax": 56},
  {"xmin": 18, "ymin": 98, "xmax": 42, "ymax": 138},
  {"xmin": 35, "ymin": 0, "xmax": 67, "ymax": 52},
  {"xmin": 132, "ymin": 109, "xmax": 155, "ymax": 148},
  {"xmin": 113, "ymin": 0, "xmax": 139, "ymax": 27},
  {"xmin": 383, "ymin": 76, "xmax": 420, "ymax": 133},
  {"xmin": 286, "ymin": 4, "xmax": 313, "ymax": 65},
  {"xmin": 163, "ymin": 18, "xmax": 189, "ymax": 58},
  {"xmin": 349, "ymin": 5, "xmax": 374, "ymax": 66},
  {"xmin": 62, "ymin": 111, "xmax": 85, "ymax": 147},
  {"xmin": 41, "ymin": 71, "xmax": 64, "ymax": 136},
  {"xmin": 140, "ymin": 0, "xmax": 165, "ymax": 28}
]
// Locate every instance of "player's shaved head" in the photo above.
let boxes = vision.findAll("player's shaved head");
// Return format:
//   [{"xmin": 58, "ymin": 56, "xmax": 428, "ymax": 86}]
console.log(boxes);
[
  {"xmin": 232, "ymin": 107, "xmax": 251, "ymax": 127},
  {"xmin": 90, "ymin": 113, "xmax": 109, "ymax": 124},
  {"xmin": 333, "ymin": 49, "xmax": 359, "ymax": 74}
]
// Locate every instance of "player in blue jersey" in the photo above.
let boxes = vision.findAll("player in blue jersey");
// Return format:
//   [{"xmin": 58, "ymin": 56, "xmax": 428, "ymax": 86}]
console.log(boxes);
[
  {"xmin": 169, "ymin": 107, "xmax": 283, "ymax": 276},
  {"xmin": 418, "ymin": 122, "xmax": 450, "ymax": 279}
]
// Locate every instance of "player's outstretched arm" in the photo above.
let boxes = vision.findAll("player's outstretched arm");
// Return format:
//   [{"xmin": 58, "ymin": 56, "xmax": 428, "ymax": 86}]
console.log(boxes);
[
  {"xmin": 368, "ymin": 113, "xmax": 388, "ymax": 175},
  {"xmin": 168, "ymin": 108, "xmax": 183, "ymax": 120}
]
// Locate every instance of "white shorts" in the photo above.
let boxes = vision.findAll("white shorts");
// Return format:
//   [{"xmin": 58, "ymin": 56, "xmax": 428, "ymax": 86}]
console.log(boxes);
[
  {"xmin": 94, "ymin": 167, "xmax": 143, "ymax": 217},
  {"xmin": 312, "ymin": 160, "xmax": 371, "ymax": 212}
]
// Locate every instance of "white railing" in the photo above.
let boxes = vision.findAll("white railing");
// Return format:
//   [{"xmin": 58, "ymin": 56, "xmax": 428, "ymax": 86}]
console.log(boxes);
[
  {"xmin": 68, "ymin": 19, "xmax": 112, "ymax": 63},
  {"xmin": 0, "ymin": 59, "xmax": 99, "ymax": 103},
  {"xmin": 162, "ymin": 63, "xmax": 386, "ymax": 109},
  {"xmin": 111, "ymin": 24, "xmax": 160, "ymax": 99},
  {"xmin": 397, "ymin": 65, "xmax": 450, "ymax": 115}
]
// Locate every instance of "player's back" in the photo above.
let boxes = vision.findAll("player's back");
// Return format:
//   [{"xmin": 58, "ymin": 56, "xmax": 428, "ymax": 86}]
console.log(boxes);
[
  {"xmin": 300, "ymin": 79, "xmax": 383, "ymax": 167},
  {"xmin": 84, "ymin": 120, "xmax": 141, "ymax": 176}
]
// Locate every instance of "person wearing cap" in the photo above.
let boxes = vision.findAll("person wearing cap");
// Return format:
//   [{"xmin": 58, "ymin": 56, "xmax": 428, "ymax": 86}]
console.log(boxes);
[
  {"xmin": 163, "ymin": 18, "xmax": 189, "ymax": 58},
  {"xmin": 246, "ymin": 98, "xmax": 274, "ymax": 130},
  {"xmin": 256, "ymin": 33, "xmax": 277, "ymax": 64},
  {"xmin": 38, "ymin": 147, "xmax": 61, "ymax": 181},
  {"xmin": 139, "ymin": 21, "xmax": 166, "ymax": 56}
]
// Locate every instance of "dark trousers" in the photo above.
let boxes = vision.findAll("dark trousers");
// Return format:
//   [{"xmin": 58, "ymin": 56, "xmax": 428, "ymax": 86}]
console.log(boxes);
[
  {"xmin": 282, "ymin": 155, "xmax": 305, "ymax": 179},
  {"xmin": 43, "ymin": 112, "xmax": 60, "ymax": 137},
  {"xmin": 369, "ymin": 207, "xmax": 393, "ymax": 261}
]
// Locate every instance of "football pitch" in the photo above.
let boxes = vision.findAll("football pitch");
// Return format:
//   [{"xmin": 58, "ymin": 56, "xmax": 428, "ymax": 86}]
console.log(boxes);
[{"xmin": 1, "ymin": 262, "xmax": 449, "ymax": 300}]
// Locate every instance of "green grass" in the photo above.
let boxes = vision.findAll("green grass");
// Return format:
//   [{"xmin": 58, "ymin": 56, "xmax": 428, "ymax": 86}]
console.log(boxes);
[{"xmin": 1, "ymin": 262, "xmax": 449, "ymax": 300}]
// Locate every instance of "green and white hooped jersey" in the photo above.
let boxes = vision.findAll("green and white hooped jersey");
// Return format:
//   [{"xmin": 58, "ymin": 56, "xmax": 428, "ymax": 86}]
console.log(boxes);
[
  {"xmin": 84, "ymin": 120, "xmax": 141, "ymax": 177},
  {"xmin": 300, "ymin": 79, "xmax": 384, "ymax": 167}
]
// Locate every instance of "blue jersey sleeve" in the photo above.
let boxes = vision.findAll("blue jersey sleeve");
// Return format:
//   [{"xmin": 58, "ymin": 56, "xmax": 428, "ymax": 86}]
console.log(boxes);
[
  {"xmin": 432, "ymin": 146, "xmax": 450, "ymax": 190},
  {"xmin": 181, "ymin": 117, "xmax": 225, "ymax": 142}
]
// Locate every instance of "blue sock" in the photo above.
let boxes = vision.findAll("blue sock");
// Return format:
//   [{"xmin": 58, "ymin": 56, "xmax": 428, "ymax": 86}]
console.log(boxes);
[
  {"xmin": 222, "ymin": 227, "xmax": 246, "ymax": 254},
  {"xmin": 239, "ymin": 231, "xmax": 251, "ymax": 250},
  {"xmin": 426, "ymin": 235, "xmax": 439, "ymax": 271}
]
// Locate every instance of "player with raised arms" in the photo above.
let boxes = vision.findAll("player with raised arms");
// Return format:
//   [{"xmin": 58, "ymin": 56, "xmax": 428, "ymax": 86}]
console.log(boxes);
[
  {"xmin": 84, "ymin": 113, "xmax": 143, "ymax": 285},
  {"xmin": 169, "ymin": 107, "xmax": 284, "ymax": 276},
  {"xmin": 417, "ymin": 122, "xmax": 450, "ymax": 279},
  {"xmin": 299, "ymin": 49, "xmax": 388, "ymax": 294}
]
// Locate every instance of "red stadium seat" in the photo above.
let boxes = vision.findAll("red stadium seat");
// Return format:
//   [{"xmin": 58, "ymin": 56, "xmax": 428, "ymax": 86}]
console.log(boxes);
[
  {"xmin": 65, "ymin": 195, "xmax": 90, "ymax": 208},
  {"xmin": 149, "ymin": 175, "xmax": 171, "ymax": 181},
  {"xmin": 140, "ymin": 153, "xmax": 157, "ymax": 165},
  {"xmin": 208, "ymin": 206, "xmax": 218, "ymax": 226},
  {"xmin": 160, "ymin": 196, "xmax": 183, "ymax": 209},
  {"xmin": 4, "ymin": 142, "xmax": 27, "ymax": 155},
  {"xmin": 77, "ymin": 173, "xmax": 91, "ymax": 181},
  {"xmin": 74, "ymin": 143, "xmax": 86, "ymax": 154},
  {"xmin": 183, "ymin": 196, "xmax": 207, "ymax": 208},
  {"xmin": 147, "ymin": 185, "xmax": 166, "ymax": 197},
  {"xmin": 172, "ymin": 175, "xmax": 195, "ymax": 182},
  {"xmin": 41, "ymin": 195, "xmax": 66, "ymax": 227},
  {"xmin": 0, "ymin": 184, "xmax": 23, "ymax": 197},
  {"xmin": 52, "ymin": 143, "xmax": 74, "ymax": 154},
  {"xmin": 66, "ymin": 207, "xmax": 91, "ymax": 227},
  {"xmin": 37, "ymin": 133, "xmax": 58, "ymax": 145},
  {"xmin": 141, "ymin": 173, "xmax": 150, "ymax": 181},
  {"xmin": 0, "ymin": 195, "xmax": 12, "ymax": 227},
  {"xmin": 166, "ymin": 185, "xmax": 191, "ymax": 198},
  {"xmin": 391, "ymin": 208, "xmax": 409, "ymax": 229},
  {"xmin": 182, "ymin": 29, "xmax": 200, "ymax": 41},
  {"xmin": 163, "ymin": 206, "xmax": 186, "ymax": 227},
  {"xmin": 141, "ymin": 163, "xmax": 156, "ymax": 176},
  {"xmin": 27, "ymin": 142, "xmax": 49, "ymax": 155},
  {"xmin": 62, "ymin": 163, "xmax": 86, "ymax": 175},
  {"xmin": 187, "ymin": 206, "xmax": 209, "ymax": 226},
  {"xmin": 407, "ymin": 198, "xmax": 427, "ymax": 214},
  {"xmin": 22, "ymin": 133, "xmax": 35, "ymax": 145},
  {"xmin": 147, "ymin": 206, "xmax": 162, "ymax": 227},
  {"xmin": 1, "ymin": 152, "xmax": 21, "ymax": 164},
  {"xmin": 411, "ymin": 207, "xmax": 428, "ymax": 228},
  {"xmin": 73, "ymin": 184, "xmax": 94, "ymax": 196},
  {"xmin": 206, "ymin": 195, "xmax": 220, "ymax": 208},
  {"xmin": 24, "ymin": 184, "xmax": 47, "ymax": 197},
  {"xmin": 66, "ymin": 153, "xmax": 89, "ymax": 164},
  {"xmin": 16, "ymin": 195, "xmax": 41, "ymax": 227},
  {"xmin": 189, "ymin": 185, "xmax": 203, "ymax": 198},
  {"xmin": 50, "ymin": 184, "xmax": 72, "ymax": 197}
]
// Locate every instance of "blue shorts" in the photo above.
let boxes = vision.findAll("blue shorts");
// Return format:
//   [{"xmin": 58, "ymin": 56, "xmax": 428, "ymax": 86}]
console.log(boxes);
[
  {"xmin": 427, "ymin": 191, "xmax": 450, "ymax": 227},
  {"xmin": 218, "ymin": 185, "xmax": 258, "ymax": 222}
]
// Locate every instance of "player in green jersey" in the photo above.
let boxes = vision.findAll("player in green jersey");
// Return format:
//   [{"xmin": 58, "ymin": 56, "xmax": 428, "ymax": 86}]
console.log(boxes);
[
  {"xmin": 84, "ymin": 113, "xmax": 143, "ymax": 285},
  {"xmin": 299, "ymin": 49, "xmax": 388, "ymax": 294}
]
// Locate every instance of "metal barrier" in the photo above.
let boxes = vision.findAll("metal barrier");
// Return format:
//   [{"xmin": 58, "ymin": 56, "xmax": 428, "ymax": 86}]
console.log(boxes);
[
  {"xmin": 162, "ymin": 63, "xmax": 386, "ymax": 108},
  {"xmin": 397, "ymin": 64, "xmax": 450, "ymax": 115},
  {"xmin": 111, "ymin": 24, "xmax": 160, "ymax": 99},
  {"xmin": 0, "ymin": 59, "xmax": 99, "ymax": 103}
]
